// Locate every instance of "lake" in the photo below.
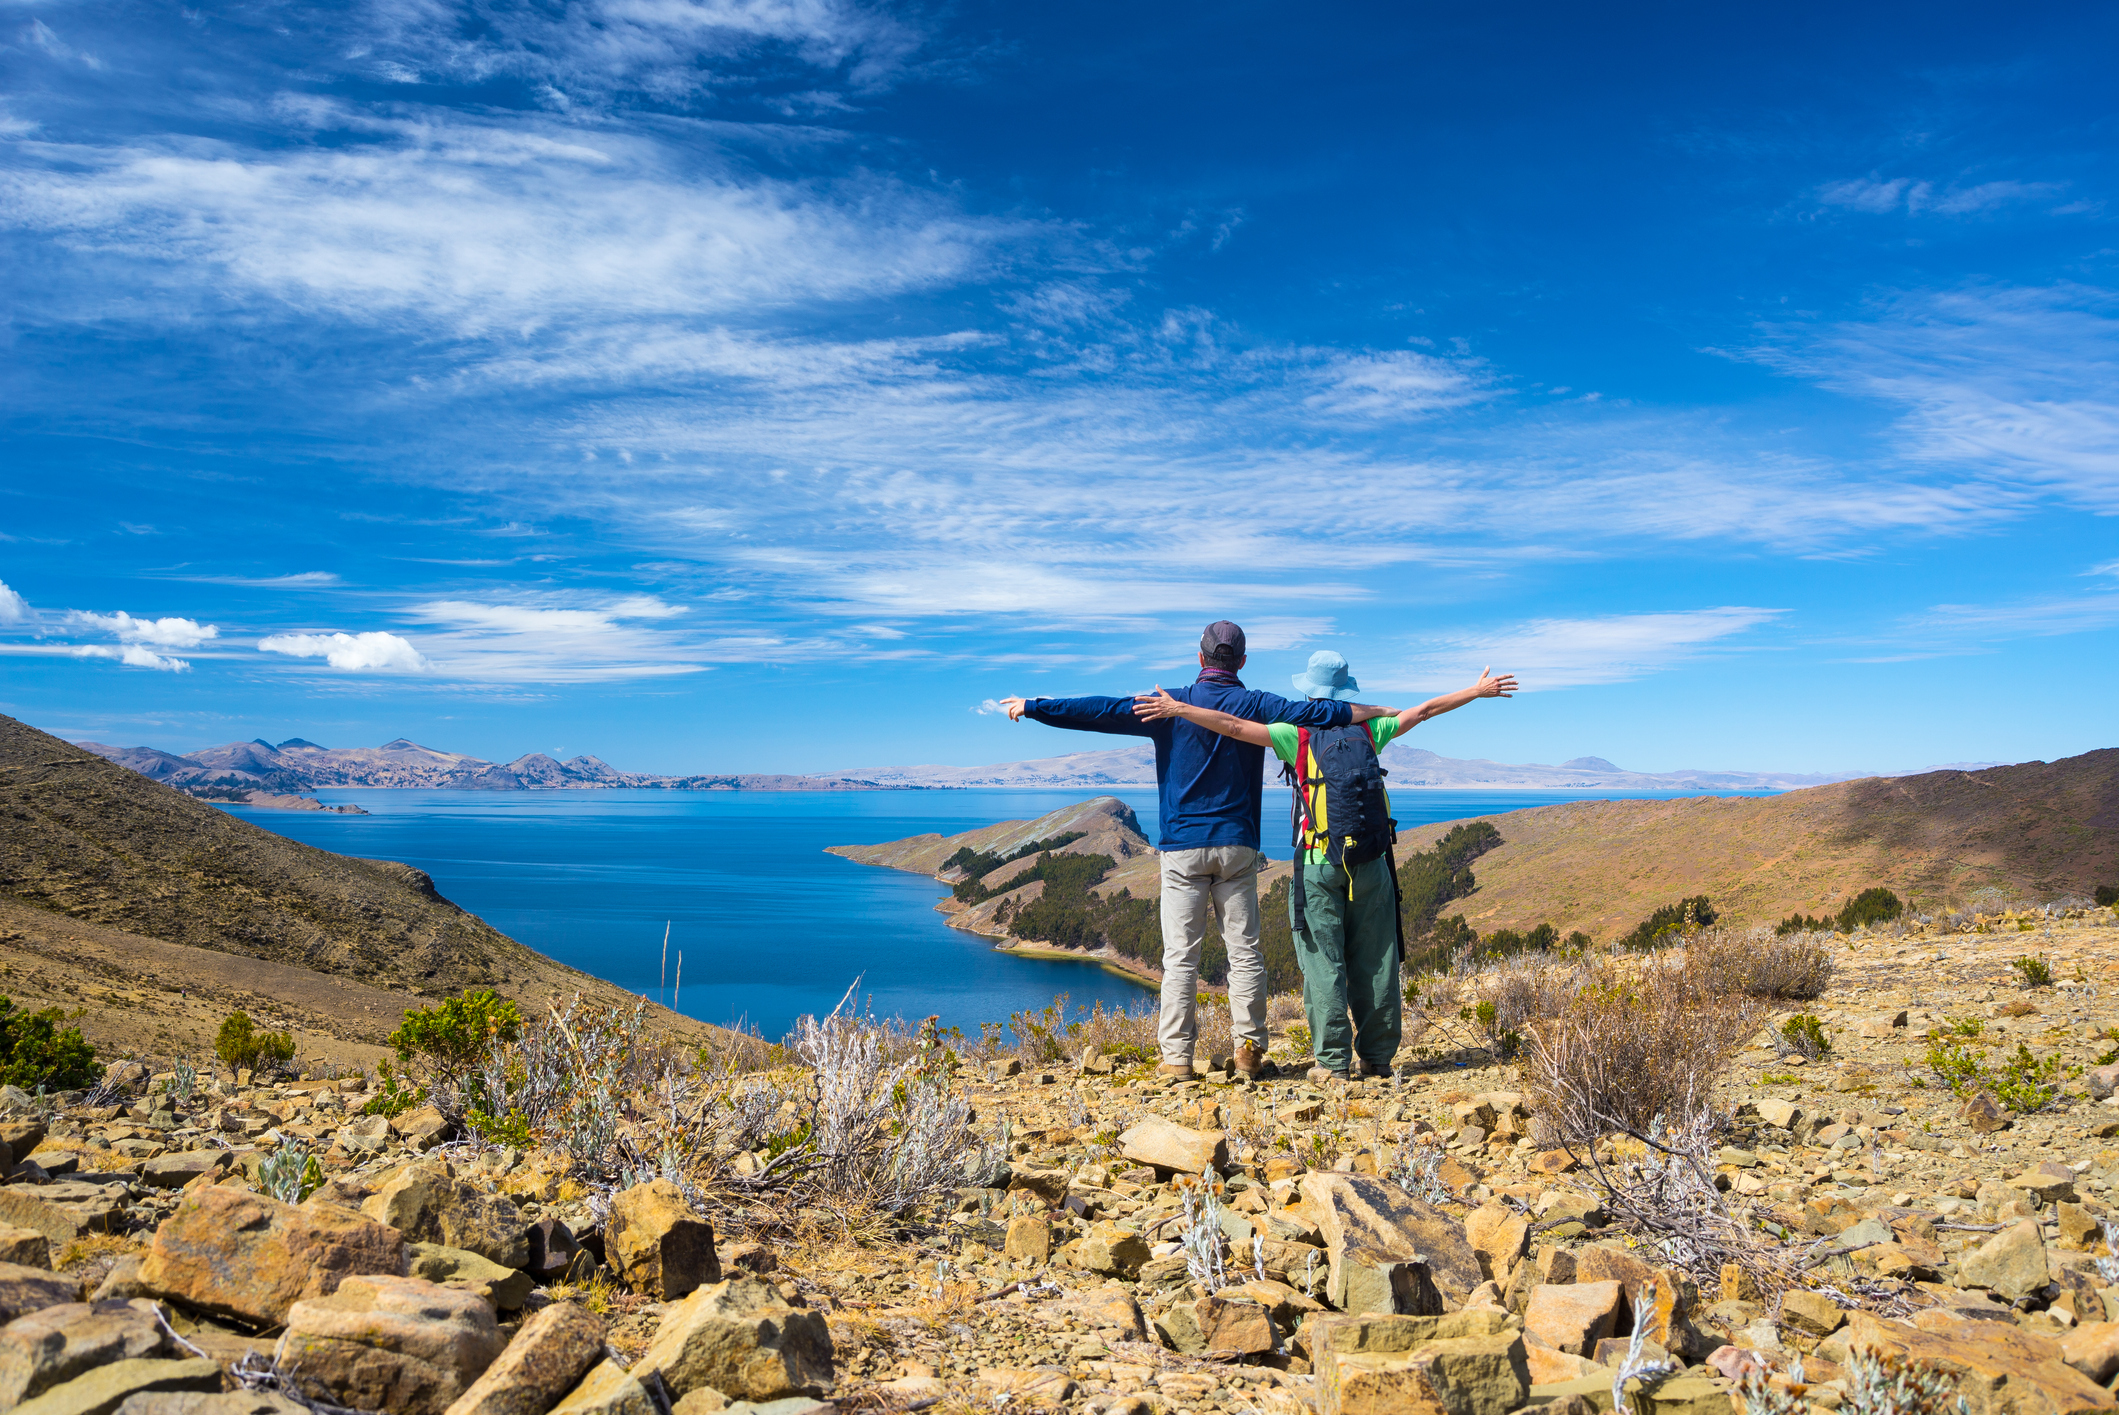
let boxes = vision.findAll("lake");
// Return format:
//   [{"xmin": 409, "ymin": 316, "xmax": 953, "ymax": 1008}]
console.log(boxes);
[{"xmin": 222, "ymin": 786, "xmax": 1767, "ymax": 1039}]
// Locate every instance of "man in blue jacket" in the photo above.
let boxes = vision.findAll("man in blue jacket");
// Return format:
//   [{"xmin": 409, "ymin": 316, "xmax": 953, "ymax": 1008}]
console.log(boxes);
[{"xmin": 999, "ymin": 621, "xmax": 1357, "ymax": 1080}]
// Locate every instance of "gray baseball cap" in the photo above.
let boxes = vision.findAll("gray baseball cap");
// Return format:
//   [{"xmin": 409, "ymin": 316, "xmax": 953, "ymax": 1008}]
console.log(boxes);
[{"xmin": 1200, "ymin": 620, "xmax": 1246, "ymax": 667}]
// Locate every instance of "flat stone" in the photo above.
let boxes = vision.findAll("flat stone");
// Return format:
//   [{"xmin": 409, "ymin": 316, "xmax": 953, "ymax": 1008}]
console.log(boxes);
[
  {"xmin": 277, "ymin": 1274, "xmax": 504, "ymax": 1415},
  {"xmin": 1958, "ymin": 1220, "xmax": 2050, "ymax": 1302},
  {"xmin": 1778, "ymin": 1289, "xmax": 1845, "ymax": 1337},
  {"xmin": 972, "ymin": 1368, "xmax": 1077, "ymax": 1405},
  {"xmin": 2007, "ymin": 1162, "xmax": 2078, "ymax": 1205},
  {"xmin": 1525, "ymin": 1282, "xmax": 1623, "ymax": 1356},
  {"xmin": 2063, "ymin": 1322, "xmax": 2119, "ymax": 1385},
  {"xmin": 443, "ymin": 1301, "xmax": 606, "ymax": 1415},
  {"xmin": 362, "ymin": 1166, "xmax": 530, "ymax": 1271},
  {"xmin": 1004, "ymin": 1215, "xmax": 1052, "ymax": 1263},
  {"xmin": 1156, "ymin": 1294, "xmax": 1276, "ymax": 1356},
  {"xmin": 0, "ymin": 1192, "xmax": 86, "ymax": 1247},
  {"xmin": 1071, "ymin": 1221, "xmax": 1149, "ymax": 1278},
  {"xmin": 0, "ymin": 1222, "xmax": 52, "ymax": 1269},
  {"xmin": 630, "ymin": 1275, "xmax": 833, "ymax": 1403},
  {"xmin": 0, "ymin": 1300, "xmax": 174, "ymax": 1406},
  {"xmin": 1308, "ymin": 1312, "xmax": 1529, "ymax": 1415},
  {"xmin": 1050, "ymin": 1286, "xmax": 1148, "ymax": 1342},
  {"xmin": 138, "ymin": 1187, "xmax": 406, "ymax": 1327},
  {"xmin": 1116, "ymin": 1118, "xmax": 1227, "ymax": 1175},
  {"xmin": 1962, "ymin": 1091, "xmax": 2012, "ymax": 1134},
  {"xmin": 607, "ymin": 1180, "xmax": 718, "ymax": 1302},
  {"xmin": 549, "ymin": 1361, "xmax": 656, "ymax": 1415},
  {"xmin": 138, "ymin": 1154, "xmax": 230, "ymax": 1190},
  {"xmin": 12, "ymin": 1358, "xmax": 220, "ymax": 1415},
  {"xmin": 410, "ymin": 1243, "xmax": 536, "ymax": 1312},
  {"xmin": 111, "ymin": 1394, "xmax": 310, "ymax": 1414},
  {"xmin": 1464, "ymin": 1202, "xmax": 1530, "ymax": 1283},
  {"xmin": 0, "ymin": 1264, "xmax": 81, "ymax": 1324}
]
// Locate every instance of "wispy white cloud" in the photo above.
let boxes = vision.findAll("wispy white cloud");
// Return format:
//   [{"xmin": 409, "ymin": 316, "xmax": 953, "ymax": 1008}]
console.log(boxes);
[
  {"xmin": 0, "ymin": 580, "xmax": 27, "ymax": 625},
  {"xmin": 66, "ymin": 610, "xmax": 218, "ymax": 648},
  {"xmin": 1366, "ymin": 608, "xmax": 1786, "ymax": 692},
  {"xmin": 1814, "ymin": 176, "xmax": 2069, "ymax": 217},
  {"xmin": 257, "ymin": 630, "xmax": 431, "ymax": 672}
]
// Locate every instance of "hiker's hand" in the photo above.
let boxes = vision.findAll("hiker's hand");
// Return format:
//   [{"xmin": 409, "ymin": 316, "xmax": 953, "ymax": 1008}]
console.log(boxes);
[
  {"xmin": 1000, "ymin": 696, "xmax": 1030, "ymax": 721},
  {"xmin": 1133, "ymin": 687, "xmax": 1184, "ymax": 721},
  {"xmin": 1473, "ymin": 666, "xmax": 1518, "ymax": 699}
]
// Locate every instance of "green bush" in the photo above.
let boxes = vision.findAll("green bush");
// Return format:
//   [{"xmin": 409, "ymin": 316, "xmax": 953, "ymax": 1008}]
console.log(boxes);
[
  {"xmin": 1619, "ymin": 896, "xmax": 1717, "ymax": 950},
  {"xmin": 215, "ymin": 1012, "xmax": 296, "ymax": 1077},
  {"xmin": 1779, "ymin": 1013, "xmax": 1831, "ymax": 1060},
  {"xmin": 388, "ymin": 988, "xmax": 524, "ymax": 1086},
  {"xmin": 0, "ymin": 998, "xmax": 98, "ymax": 1090},
  {"xmin": 1774, "ymin": 912, "xmax": 1833, "ymax": 937},
  {"xmin": 2011, "ymin": 955, "xmax": 2054, "ymax": 988},
  {"xmin": 358, "ymin": 1060, "xmax": 427, "ymax": 1117},
  {"xmin": 1836, "ymin": 887, "xmax": 1904, "ymax": 932},
  {"xmin": 2092, "ymin": 885, "xmax": 2116, "ymax": 908}
]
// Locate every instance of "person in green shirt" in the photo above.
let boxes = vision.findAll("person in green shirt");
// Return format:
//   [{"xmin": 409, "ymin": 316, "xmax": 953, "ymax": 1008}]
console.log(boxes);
[{"xmin": 1138, "ymin": 653, "xmax": 1517, "ymax": 1081}]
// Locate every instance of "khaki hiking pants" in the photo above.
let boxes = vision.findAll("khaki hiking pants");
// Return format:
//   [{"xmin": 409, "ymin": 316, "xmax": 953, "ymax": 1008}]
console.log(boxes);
[{"xmin": 1157, "ymin": 845, "xmax": 1269, "ymax": 1066}]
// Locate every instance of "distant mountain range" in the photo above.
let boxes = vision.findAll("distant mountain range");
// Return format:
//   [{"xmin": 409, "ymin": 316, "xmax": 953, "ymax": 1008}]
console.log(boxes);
[
  {"xmin": 78, "ymin": 736, "xmax": 896, "ymax": 793},
  {"xmin": 831, "ymin": 742, "xmax": 2007, "ymax": 792},
  {"xmin": 76, "ymin": 731, "xmax": 2006, "ymax": 797}
]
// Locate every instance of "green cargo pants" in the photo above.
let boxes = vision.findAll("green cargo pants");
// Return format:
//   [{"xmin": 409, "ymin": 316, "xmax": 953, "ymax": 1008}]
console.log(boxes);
[{"xmin": 1291, "ymin": 854, "xmax": 1401, "ymax": 1075}]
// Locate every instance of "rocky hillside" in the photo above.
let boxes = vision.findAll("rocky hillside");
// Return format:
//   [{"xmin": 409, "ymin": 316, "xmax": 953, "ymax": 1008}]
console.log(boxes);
[
  {"xmin": 0, "ymin": 713, "xmax": 706, "ymax": 1059},
  {"xmin": 1396, "ymin": 749, "xmax": 2119, "ymax": 941}
]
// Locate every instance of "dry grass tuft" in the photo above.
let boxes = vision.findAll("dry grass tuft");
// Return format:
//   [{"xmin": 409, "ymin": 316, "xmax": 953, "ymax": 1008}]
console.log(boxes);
[
  {"xmin": 1073, "ymin": 996, "xmax": 1158, "ymax": 1062},
  {"xmin": 1687, "ymin": 925, "xmax": 1835, "ymax": 1000}
]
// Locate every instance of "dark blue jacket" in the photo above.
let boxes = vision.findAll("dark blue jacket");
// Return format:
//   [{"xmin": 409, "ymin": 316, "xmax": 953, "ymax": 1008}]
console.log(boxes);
[{"xmin": 1024, "ymin": 671, "xmax": 1352, "ymax": 851}]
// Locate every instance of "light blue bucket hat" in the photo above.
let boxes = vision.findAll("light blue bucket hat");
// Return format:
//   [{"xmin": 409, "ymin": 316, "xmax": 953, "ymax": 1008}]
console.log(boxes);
[{"xmin": 1293, "ymin": 650, "xmax": 1362, "ymax": 701}]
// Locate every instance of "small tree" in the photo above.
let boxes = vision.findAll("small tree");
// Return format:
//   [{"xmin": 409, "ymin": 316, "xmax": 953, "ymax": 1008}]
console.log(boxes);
[
  {"xmin": 0, "ymin": 998, "xmax": 98, "ymax": 1090},
  {"xmin": 388, "ymin": 988, "xmax": 524, "ymax": 1090},
  {"xmin": 1836, "ymin": 887, "xmax": 1903, "ymax": 932},
  {"xmin": 215, "ymin": 1012, "xmax": 295, "ymax": 1077}
]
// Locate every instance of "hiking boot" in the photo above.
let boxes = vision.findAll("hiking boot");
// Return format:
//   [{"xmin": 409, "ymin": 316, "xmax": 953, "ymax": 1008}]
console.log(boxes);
[
  {"xmin": 1356, "ymin": 1059, "xmax": 1394, "ymax": 1080},
  {"xmin": 1233, "ymin": 1041, "xmax": 1272, "ymax": 1080},
  {"xmin": 1306, "ymin": 1065, "xmax": 1350, "ymax": 1085},
  {"xmin": 1156, "ymin": 1062, "xmax": 1195, "ymax": 1082}
]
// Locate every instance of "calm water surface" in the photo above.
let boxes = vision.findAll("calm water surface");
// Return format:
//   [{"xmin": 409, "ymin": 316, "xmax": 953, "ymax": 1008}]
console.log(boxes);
[{"xmin": 223, "ymin": 786, "xmax": 1765, "ymax": 1038}]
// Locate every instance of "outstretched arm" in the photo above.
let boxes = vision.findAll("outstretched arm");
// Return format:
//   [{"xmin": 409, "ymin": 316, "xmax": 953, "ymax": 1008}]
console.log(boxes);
[
  {"xmin": 997, "ymin": 694, "xmax": 1156, "ymax": 737},
  {"xmin": 1390, "ymin": 666, "xmax": 1516, "ymax": 732},
  {"xmin": 1132, "ymin": 687, "xmax": 1274, "ymax": 746}
]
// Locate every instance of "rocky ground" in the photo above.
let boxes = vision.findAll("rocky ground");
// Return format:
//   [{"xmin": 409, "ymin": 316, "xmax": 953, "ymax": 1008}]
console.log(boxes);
[{"xmin": 0, "ymin": 912, "xmax": 2115, "ymax": 1415}]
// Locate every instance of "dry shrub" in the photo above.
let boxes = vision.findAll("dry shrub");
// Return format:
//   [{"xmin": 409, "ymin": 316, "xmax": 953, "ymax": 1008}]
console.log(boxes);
[
  {"xmin": 1193, "ymin": 992, "xmax": 1235, "ymax": 1064},
  {"xmin": 1525, "ymin": 955, "xmax": 1763, "ymax": 1146},
  {"xmin": 1266, "ymin": 992, "xmax": 1306, "ymax": 1027},
  {"xmin": 1075, "ymin": 996, "xmax": 1158, "ymax": 1062},
  {"xmin": 1687, "ymin": 926, "xmax": 1834, "ymax": 1000},
  {"xmin": 1480, "ymin": 956, "xmax": 1580, "ymax": 1036}
]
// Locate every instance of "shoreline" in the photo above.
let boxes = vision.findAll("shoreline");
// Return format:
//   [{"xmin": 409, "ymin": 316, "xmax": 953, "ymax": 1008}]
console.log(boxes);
[{"xmin": 990, "ymin": 940, "xmax": 1165, "ymax": 992}]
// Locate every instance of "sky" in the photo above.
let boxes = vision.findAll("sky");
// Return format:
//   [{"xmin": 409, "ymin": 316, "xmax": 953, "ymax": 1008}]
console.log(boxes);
[{"xmin": 2, "ymin": 0, "xmax": 2115, "ymax": 776}]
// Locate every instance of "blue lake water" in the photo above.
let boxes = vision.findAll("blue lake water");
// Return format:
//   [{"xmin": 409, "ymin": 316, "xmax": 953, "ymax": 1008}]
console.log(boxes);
[{"xmin": 221, "ymin": 786, "xmax": 1770, "ymax": 1039}]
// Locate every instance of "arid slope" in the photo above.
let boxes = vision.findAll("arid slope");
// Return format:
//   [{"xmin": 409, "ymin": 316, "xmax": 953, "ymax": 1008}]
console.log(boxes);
[{"xmin": 1402, "ymin": 748, "xmax": 2119, "ymax": 939}]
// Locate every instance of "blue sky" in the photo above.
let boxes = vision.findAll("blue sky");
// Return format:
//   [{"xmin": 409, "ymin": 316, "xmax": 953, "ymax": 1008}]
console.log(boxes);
[{"xmin": 2, "ymin": 0, "xmax": 2115, "ymax": 776}]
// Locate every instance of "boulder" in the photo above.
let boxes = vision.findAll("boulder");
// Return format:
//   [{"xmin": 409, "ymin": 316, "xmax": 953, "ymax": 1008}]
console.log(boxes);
[
  {"xmin": 1831, "ymin": 1309, "xmax": 2115, "ymax": 1415},
  {"xmin": 549, "ymin": 1361, "xmax": 656, "ymax": 1415},
  {"xmin": 409, "ymin": 1243, "xmax": 535, "ymax": 1312},
  {"xmin": 1957, "ymin": 1221, "xmax": 2049, "ymax": 1303},
  {"xmin": 2007, "ymin": 1162, "xmax": 2079, "ymax": 1206},
  {"xmin": 276, "ymin": 1274, "xmax": 504, "ymax": 1415},
  {"xmin": 443, "ymin": 1302, "xmax": 606, "ymax": 1415},
  {"xmin": 0, "ymin": 1223, "xmax": 52, "ymax": 1270},
  {"xmin": 1300, "ymin": 1172, "xmax": 1483, "ymax": 1312},
  {"xmin": 1071, "ymin": 1222, "xmax": 1150, "ymax": 1278},
  {"xmin": 2063, "ymin": 1323, "xmax": 2119, "ymax": 1386},
  {"xmin": 1962, "ymin": 1092, "xmax": 2012, "ymax": 1134},
  {"xmin": 1117, "ymin": 1118, "xmax": 1227, "ymax": 1175},
  {"xmin": 1779, "ymin": 1289, "xmax": 1845, "ymax": 1337},
  {"xmin": 112, "ymin": 1394, "xmax": 310, "ymax": 1414},
  {"xmin": 1050, "ymin": 1286, "xmax": 1149, "ymax": 1342},
  {"xmin": 137, "ymin": 1187, "xmax": 406, "ymax": 1327},
  {"xmin": 1524, "ymin": 1282, "xmax": 1623, "ymax": 1356},
  {"xmin": 1004, "ymin": 1215, "xmax": 1051, "ymax": 1264},
  {"xmin": 526, "ymin": 1219, "xmax": 580, "ymax": 1282},
  {"xmin": 11, "ymin": 1357, "xmax": 220, "ymax": 1415},
  {"xmin": 0, "ymin": 1300, "xmax": 174, "ymax": 1406},
  {"xmin": 363, "ymin": 1167, "xmax": 531, "ymax": 1271},
  {"xmin": 607, "ymin": 1180, "xmax": 718, "ymax": 1301},
  {"xmin": 391, "ymin": 1105, "xmax": 455, "ymax": 1151},
  {"xmin": 2087, "ymin": 1064, "xmax": 2119, "ymax": 1102},
  {"xmin": 0, "ymin": 1265, "xmax": 82, "ymax": 1324},
  {"xmin": 1308, "ymin": 1311, "xmax": 1529, "ymax": 1415},
  {"xmin": 1156, "ymin": 1294, "xmax": 1277, "ymax": 1356},
  {"xmin": 630, "ymin": 1275, "xmax": 832, "ymax": 1403},
  {"xmin": 140, "ymin": 1154, "xmax": 230, "ymax": 1190}
]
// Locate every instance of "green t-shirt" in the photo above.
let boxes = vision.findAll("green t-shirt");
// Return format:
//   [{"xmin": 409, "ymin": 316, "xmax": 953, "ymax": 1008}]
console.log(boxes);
[{"xmin": 1266, "ymin": 717, "xmax": 1400, "ymax": 863}]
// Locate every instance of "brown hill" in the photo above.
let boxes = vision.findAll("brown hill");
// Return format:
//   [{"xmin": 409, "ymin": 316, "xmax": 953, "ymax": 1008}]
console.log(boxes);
[
  {"xmin": 1403, "ymin": 748, "xmax": 2119, "ymax": 940},
  {"xmin": 0, "ymin": 713, "xmax": 709, "ymax": 1062}
]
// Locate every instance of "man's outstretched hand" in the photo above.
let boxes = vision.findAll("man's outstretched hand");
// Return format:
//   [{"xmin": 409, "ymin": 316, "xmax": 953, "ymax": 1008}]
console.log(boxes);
[
  {"xmin": 1473, "ymin": 666, "xmax": 1518, "ymax": 698},
  {"xmin": 1133, "ymin": 686, "xmax": 1182, "ymax": 721},
  {"xmin": 998, "ymin": 696, "xmax": 1030, "ymax": 721}
]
